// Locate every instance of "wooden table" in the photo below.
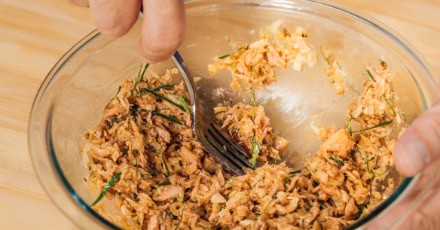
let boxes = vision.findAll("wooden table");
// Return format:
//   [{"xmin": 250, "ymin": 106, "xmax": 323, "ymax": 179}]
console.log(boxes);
[{"xmin": 0, "ymin": 0, "xmax": 439, "ymax": 229}]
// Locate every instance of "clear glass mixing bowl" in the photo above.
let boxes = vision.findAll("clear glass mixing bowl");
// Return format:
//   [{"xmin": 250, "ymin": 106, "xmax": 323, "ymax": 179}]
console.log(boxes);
[{"xmin": 28, "ymin": 0, "xmax": 439, "ymax": 229}]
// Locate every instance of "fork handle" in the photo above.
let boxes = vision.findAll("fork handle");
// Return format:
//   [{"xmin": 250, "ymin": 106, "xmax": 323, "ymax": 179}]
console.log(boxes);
[{"xmin": 172, "ymin": 51, "xmax": 198, "ymax": 129}]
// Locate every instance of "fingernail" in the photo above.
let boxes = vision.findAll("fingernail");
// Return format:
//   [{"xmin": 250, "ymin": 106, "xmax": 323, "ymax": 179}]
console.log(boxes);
[{"xmin": 398, "ymin": 140, "xmax": 430, "ymax": 175}]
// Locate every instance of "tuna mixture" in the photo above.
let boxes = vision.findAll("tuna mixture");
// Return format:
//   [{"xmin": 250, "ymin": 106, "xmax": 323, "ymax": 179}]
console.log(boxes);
[{"xmin": 83, "ymin": 22, "xmax": 405, "ymax": 230}]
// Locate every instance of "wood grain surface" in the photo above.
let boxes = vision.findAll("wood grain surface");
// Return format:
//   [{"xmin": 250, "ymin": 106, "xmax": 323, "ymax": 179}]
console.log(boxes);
[{"xmin": 0, "ymin": 0, "xmax": 438, "ymax": 229}]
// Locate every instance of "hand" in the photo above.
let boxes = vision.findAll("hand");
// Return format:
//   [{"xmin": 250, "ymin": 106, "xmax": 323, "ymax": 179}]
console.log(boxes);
[
  {"xmin": 390, "ymin": 87, "xmax": 440, "ymax": 229},
  {"xmin": 70, "ymin": 0, "xmax": 186, "ymax": 63}
]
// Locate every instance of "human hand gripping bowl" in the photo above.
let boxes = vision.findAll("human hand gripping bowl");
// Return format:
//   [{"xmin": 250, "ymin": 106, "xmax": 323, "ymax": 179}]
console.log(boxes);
[{"xmin": 29, "ymin": 1, "xmax": 440, "ymax": 229}]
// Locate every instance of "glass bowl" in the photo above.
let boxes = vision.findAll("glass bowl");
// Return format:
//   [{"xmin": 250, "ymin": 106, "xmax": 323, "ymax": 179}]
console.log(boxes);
[{"xmin": 28, "ymin": 0, "xmax": 439, "ymax": 229}]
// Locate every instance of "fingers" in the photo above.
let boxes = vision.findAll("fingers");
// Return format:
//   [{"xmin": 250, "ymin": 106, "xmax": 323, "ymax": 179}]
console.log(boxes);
[
  {"xmin": 406, "ymin": 194, "xmax": 440, "ymax": 230},
  {"xmin": 392, "ymin": 182, "xmax": 440, "ymax": 230},
  {"xmin": 140, "ymin": 0, "xmax": 186, "ymax": 63},
  {"xmin": 69, "ymin": 0, "xmax": 89, "ymax": 7},
  {"xmin": 394, "ymin": 90, "xmax": 440, "ymax": 176},
  {"xmin": 89, "ymin": 0, "xmax": 140, "ymax": 36},
  {"xmin": 364, "ymin": 168, "xmax": 440, "ymax": 230},
  {"xmin": 70, "ymin": 0, "xmax": 186, "ymax": 62}
]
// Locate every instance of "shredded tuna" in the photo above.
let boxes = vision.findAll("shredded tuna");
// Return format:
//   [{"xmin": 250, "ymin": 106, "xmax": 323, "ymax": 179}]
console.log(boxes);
[
  {"xmin": 84, "ymin": 23, "xmax": 403, "ymax": 230},
  {"xmin": 208, "ymin": 20, "xmax": 317, "ymax": 91},
  {"xmin": 321, "ymin": 47, "xmax": 348, "ymax": 95},
  {"xmin": 215, "ymin": 103, "xmax": 287, "ymax": 163}
]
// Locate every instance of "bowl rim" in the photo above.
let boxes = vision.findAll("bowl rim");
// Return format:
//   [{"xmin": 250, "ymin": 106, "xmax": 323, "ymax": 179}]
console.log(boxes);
[
  {"xmin": 28, "ymin": 0, "xmax": 437, "ymax": 229},
  {"xmin": 28, "ymin": 30, "xmax": 118, "ymax": 229}
]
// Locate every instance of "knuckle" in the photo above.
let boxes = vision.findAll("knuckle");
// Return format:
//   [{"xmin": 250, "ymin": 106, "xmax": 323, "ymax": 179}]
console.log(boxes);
[
  {"xmin": 140, "ymin": 35, "xmax": 183, "ymax": 62},
  {"xmin": 408, "ymin": 211, "xmax": 439, "ymax": 230},
  {"xmin": 68, "ymin": 0, "xmax": 88, "ymax": 7},
  {"xmin": 424, "ymin": 109, "xmax": 440, "ymax": 139},
  {"xmin": 96, "ymin": 17, "xmax": 130, "ymax": 37},
  {"xmin": 150, "ymin": 39, "xmax": 180, "ymax": 53},
  {"xmin": 92, "ymin": 1, "xmax": 134, "ymax": 37},
  {"xmin": 99, "ymin": 25, "xmax": 129, "ymax": 37},
  {"xmin": 410, "ymin": 109, "xmax": 440, "ymax": 139}
]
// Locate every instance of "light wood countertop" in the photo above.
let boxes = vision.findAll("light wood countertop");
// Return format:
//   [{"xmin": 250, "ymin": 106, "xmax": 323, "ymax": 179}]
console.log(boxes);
[{"xmin": 0, "ymin": 0, "xmax": 438, "ymax": 229}]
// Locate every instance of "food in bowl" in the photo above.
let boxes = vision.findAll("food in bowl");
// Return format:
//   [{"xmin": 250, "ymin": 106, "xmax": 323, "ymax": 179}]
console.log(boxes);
[
  {"xmin": 83, "ymin": 22, "xmax": 405, "ymax": 229},
  {"xmin": 208, "ymin": 20, "xmax": 316, "ymax": 92}
]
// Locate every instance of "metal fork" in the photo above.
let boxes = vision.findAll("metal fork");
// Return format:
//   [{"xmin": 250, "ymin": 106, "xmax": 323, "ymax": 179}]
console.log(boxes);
[{"xmin": 172, "ymin": 51, "xmax": 253, "ymax": 175}]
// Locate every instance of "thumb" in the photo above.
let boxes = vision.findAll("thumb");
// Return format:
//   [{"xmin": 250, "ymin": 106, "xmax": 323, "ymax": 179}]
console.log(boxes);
[
  {"xmin": 140, "ymin": 0, "xmax": 186, "ymax": 63},
  {"xmin": 394, "ymin": 93, "xmax": 440, "ymax": 176}
]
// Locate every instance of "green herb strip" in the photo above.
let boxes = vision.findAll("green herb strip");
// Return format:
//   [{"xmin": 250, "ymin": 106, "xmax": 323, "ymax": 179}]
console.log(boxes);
[
  {"xmin": 91, "ymin": 172, "xmax": 121, "ymax": 206},
  {"xmin": 330, "ymin": 156, "xmax": 345, "ymax": 166},
  {"xmin": 366, "ymin": 70, "xmax": 376, "ymax": 82},
  {"xmin": 178, "ymin": 96, "xmax": 191, "ymax": 114},
  {"xmin": 347, "ymin": 118, "xmax": 353, "ymax": 136},
  {"xmin": 251, "ymin": 136, "xmax": 260, "ymax": 169},
  {"xmin": 348, "ymin": 83, "xmax": 360, "ymax": 95},
  {"xmin": 135, "ymin": 64, "xmax": 143, "ymax": 82},
  {"xmin": 151, "ymin": 111, "xmax": 184, "ymax": 126},
  {"xmin": 384, "ymin": 97, "xmax": 396, "ymax": 116},
  {"xmin": 357, "ymin": 149, "xmax": 387, "ymax": 177},
  {"xmin": 358, "ymin": 149, "xmax": 376, "ymax": 175},
  {"xmin": 283, "ymin": 170, "xmax": 302, "ymax": 182},
  {"xmin": 225, "ymin": 179, "xmax": 234, "ymax": 185},
  {"xmin": 195, "ymin": 224, "xmax": 209, "ymax": 230},
  {"xmin": 251, "ymin": 88, "xmax": 257, "ymax": 105},
  {"xmin": 211, "ymin": 212, "xmax": 221, "ymax": 229},
  {"xmin": 131, "ymin": 64, "xmax": 142, "ymax": 96},
  {"xmin": 157, "ymin": 149, "xmax": 171, "ymax": 177},
  {"xmin": 165, "ymin": 211, "xmax": 174, "ymax": 222},
  {"xmin": 135, "ymin": 64, "xmax": 143, "ymax": 80},
  {"xmin": 114, "ymin": 86, "xmax": 121, "ymax": 98},
  {"xmin": 351, "ymin": 120, "xmax": 393, "ymax": 133},
  {"xmin": 174, "ymin": 203, "xmax": 186, "ymax": 230},
  {"xmin": 359, "ymin": 206, "xmax": 368, "ymax": 219},
  {"xmin": 261, "ymin": 192, "xmax": 276, "ymax": 216},
  {"xmin": 359, "ymin": 150, "xmax": 375, "ymax": 164},
  {"xmin": 156, "ymin": 181, "xmax": 171, "ymax": 188},
  {"xmin": 218, "ymin": 47, "xmax": 244, "ymax": 59},
  {"xmin": 141, "ymin": 88, "xmax": 185, "ymax": 111},
  {"xmin": 289, "ymin": 170, "xmax": 302, "ymax": 175},
  {"xmin": 207, "ymin": 137, "xmax": 226, "ymax": 155},
  {"xmin": 151, "ymin": 83, "xmax": 177, "ymax": 91},
  {"xmin": 131, "ymin": 63, "xmax": 149, "ymax": 96},
  {"xmin": 250, "ymin": 87, "xmax": 260, "ymax": 169},
  {"xmin": 140, "ymin": 63, "xmax": 149, "ymax": 82},
  {"xmin": 105, "ymin": 85, "xmax": 119, "ymax": 110},
  {"xmin": 250, "ymin": 87, "xmax": 257, "ymax": 121},
  {"xmin": 134, "ymin": 63, "xmax": 149, "ymax": 87},
  {"xmin": 218, "ymin": 53, "xmax": 230, "ymax": 60}
]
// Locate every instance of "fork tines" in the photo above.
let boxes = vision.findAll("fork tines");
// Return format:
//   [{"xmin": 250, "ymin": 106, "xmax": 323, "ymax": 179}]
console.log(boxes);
[
  {"xmin": 171, "ymin": 51, "xmax": 253, "ymax": 176},
  {"xmin": 205, "ymin": 123, "xmax": 252, "ymax": 175}
]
